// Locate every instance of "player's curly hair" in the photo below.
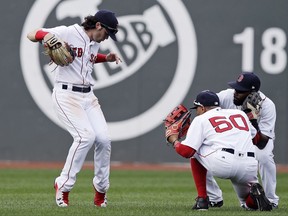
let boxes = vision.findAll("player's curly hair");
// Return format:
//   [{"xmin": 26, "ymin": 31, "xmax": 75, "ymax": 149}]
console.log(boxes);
[{"xmin": 81, "ymin": 15, "xmax": 98, "ymax": 30}]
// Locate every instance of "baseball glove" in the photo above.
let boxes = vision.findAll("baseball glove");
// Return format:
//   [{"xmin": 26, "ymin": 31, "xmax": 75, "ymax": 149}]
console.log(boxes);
[
  {"xmin": 164, "ymin": 104, "xmax": 191, "ymax": 145},
  {"xmin": 241, "ymin": 92, "xmax": 263, "ymax": 120},
  {"xmin": 43, "ymin": 34, "xmax": 75, "ymax": 66}
]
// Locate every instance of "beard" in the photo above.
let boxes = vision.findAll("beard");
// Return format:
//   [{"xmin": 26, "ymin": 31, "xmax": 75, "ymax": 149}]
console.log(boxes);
[{"xmin": 233, "ymin": 97, "xmax": 244, "ymax": 106}]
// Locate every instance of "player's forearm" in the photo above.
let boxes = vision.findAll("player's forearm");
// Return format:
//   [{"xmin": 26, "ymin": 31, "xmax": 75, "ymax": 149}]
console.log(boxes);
[
  {"xmin": 96, "ymin": 53, "xmax": 122, "ymax": 64},
  {"xmin": 27, "ymin": 29, "xmax": 40, "ymax": 42},
  {"xmin": 252, "ymin": 132, "xmax": 269, "ymax": 149},
  {"xmin": 95, "ymin": 53, "xmax": 107, "ymax": 63},
  {"xmin": 174, "ymin": 141, "xmax": 196, "ymax": 158},
  {"xmin": 250, "ymin": 119, "xmax": 269, "ymax": 149},
  {"xmin": 27, "ymin": 29, "xmax": 49, "ymax": 42}
]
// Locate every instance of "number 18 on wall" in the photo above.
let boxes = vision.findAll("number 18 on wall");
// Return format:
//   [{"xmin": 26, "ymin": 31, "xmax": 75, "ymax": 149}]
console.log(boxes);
[{"xmin": 233, "ymin": 27, "xmax": 287, "ymax": 74}]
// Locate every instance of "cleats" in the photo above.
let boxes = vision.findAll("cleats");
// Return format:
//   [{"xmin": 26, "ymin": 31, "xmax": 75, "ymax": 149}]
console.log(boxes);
[
  {"xmin": 192, "ymin": 197, "xmax": 209, "ymax": 210},
  {"xmin": 94, "ymin": 190, "xmax": 107, "ymax": 207},
  {"xmin": 250, "ymin": 183, "xmax": 272, "ymax": 211},
  {"xmin": 54, "ymin": 183, "xmax": 69, "ymax": 207},
  {"xmin": 209, "ymin": 200, "xmax": 223, "ymax": 208}
]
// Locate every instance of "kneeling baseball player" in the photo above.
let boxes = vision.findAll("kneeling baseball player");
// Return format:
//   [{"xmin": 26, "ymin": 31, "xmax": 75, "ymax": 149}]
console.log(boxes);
[{"xmin": 164, "ymin": 90, "xmax": 272, "ymax": 211}]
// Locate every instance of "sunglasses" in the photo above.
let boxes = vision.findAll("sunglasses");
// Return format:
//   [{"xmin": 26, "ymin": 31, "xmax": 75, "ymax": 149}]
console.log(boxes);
[
  {"xmin": 193, "ymin": 101, "xmax": 203, "ymax": 107},
  {"xmin": 100, "ymin": 23, "xmax": 118, "ymax": 35}
]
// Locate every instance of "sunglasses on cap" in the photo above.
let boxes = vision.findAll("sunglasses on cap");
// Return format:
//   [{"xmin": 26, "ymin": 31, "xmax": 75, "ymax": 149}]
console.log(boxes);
[
  {"xmin": 100, "ymin": 23, "xmax": 118, "ymax": 34},
  {"xmin": 193, "ymin": 101, "xmax": 203, "ymax": 107}
]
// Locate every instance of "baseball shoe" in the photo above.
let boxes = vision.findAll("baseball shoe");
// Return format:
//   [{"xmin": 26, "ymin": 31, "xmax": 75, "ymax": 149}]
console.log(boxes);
[
  {"xmin": 250, "ymin": 183, "xmax": 272, "ymax": 211},
  {"xmin": 241, "ymin": 203, "xmax": 257, "ymax": 211},
  {"xmin": 192, "ymin": 197, "xmax": 209, "ymax": 210},
  {"xmin": 209, "ymin": 200, "xmax": 223, "ymax": 208},
  {"xmin": 94, "ymin": 190, "xmax": 107, "ymax": 207},
  {"xmin": 54, "ymin": 183, "xmax": 69, "ymax": 207},
  {"xmin": 272, "ymin": 203, "xmax": 278, "ymax": 209}
]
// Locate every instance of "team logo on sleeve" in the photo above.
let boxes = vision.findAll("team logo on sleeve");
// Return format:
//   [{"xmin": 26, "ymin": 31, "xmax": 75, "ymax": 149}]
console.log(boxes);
[{"xmin": 20, "ymin": 0, "xmax": 197, "ymax": 141}]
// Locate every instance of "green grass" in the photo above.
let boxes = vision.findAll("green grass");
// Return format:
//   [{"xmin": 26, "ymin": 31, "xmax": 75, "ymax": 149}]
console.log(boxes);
[{"xmin": 0, "ymin": 168, "xmax": 287, "ymax": 216}]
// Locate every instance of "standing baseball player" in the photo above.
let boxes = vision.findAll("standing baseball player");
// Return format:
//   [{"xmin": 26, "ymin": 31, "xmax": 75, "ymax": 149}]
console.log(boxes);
[
  {"xmin": 205, "ymin": 72, "xmax": 279, "ymax": 209},
  {"xmin": 27, "ymin": 9, "xmax": 121, "ymax": 207},
  {"xmin": 165, "ymin": 90, "xmax": 272, "ymax": 211}
]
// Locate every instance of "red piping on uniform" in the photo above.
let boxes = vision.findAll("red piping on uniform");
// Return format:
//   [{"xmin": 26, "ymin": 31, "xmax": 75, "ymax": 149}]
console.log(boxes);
[
  {"xmin": 74, "ymin": 26, "xmax": 86, "ymax": 85},
  {"xmin": 54, "ymin": 90, "xmax": 83, "ymax": 190}
]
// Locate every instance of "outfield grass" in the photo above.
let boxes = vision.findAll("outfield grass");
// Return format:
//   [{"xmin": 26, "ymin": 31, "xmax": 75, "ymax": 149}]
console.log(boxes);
[{"xmin": 0, "ymin": 168, "xmax": 287, "ymax": 216}]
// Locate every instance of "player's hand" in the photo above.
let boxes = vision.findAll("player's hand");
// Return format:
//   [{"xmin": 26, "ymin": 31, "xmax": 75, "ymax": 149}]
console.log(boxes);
[
  {"xmin": 245, "ymin": 102, "xmax": 259, "ymax": 120},
  {"xmin": 164, "ymin": 104, "xmax": 191, "ymax": 146},
  {"xmin": 241, "ymin": 92, "xmax": 263, "ymax": 120},
  {"xmin": 106, "ymin": 52, "xmax": 122, "ymax": 64},
  {"xmin": 167, "ymin": 134, "xmax": 178, "ymax": 146}
]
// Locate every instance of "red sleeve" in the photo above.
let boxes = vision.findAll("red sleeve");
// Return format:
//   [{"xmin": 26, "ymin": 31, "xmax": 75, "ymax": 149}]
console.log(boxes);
[
  {"xmin": 252, "ymin": 132, "xmax": 261, "ymax": 145},
  {"xmin": 35, "ymin": 30, "xmax": 49, "ymax": 41},
  {"xmin": 95, "ymin": 53, "xmax": 107, "ymax": 63},
  {"xmin": 174, "ymin": 141, "xmax": 196, "ymax": 158}
]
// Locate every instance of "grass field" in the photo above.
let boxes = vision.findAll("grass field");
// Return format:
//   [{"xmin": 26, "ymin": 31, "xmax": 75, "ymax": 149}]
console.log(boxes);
[{"xmin": 0, "ymin": 168, "xmax": 287, "ymax": 216}]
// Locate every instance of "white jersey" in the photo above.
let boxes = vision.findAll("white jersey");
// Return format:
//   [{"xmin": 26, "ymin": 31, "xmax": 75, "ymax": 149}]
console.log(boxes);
[
  {"xmin": 43, "ymin": 24, "xmax": 112, "ymax": 196},
  {"xmin": 43, "ymin": 24, "xmax": 100, "ymax": 86},
  {"xmin": 209, "ymin": 88, "xmax": 279, "ymax": 205},
  {"xmin": 182, "ymin": 107, "xmax": 256, "ymax": 157},
  {"xmin": 217, "ymin": 89, "xmax": 276, "ymax": 139}
]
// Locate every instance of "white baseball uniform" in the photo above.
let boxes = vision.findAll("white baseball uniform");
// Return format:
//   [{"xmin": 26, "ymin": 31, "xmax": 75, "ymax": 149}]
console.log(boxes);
[
  {"xmin": 182, "ymin": 107, "xmax": 258, "ymax": 203},
  {"xmin": 44, "ymin": 24, "xmax": 111, "ymax": 193},
  {"xmin": 206, "ymin": 89, "xmax": 279, "ymax": 205}
]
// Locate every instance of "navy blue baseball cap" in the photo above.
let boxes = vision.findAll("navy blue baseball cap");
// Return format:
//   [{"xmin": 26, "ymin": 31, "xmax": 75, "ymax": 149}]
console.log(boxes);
[
  {"xmin": 228, "ymin": 72, "xmax": 261, "ymax": 92},
  {"xmin": 192, "ymin": 90, "xmax": 220, "ymax": 109},
  {"xmin": 95, "ymin": 9, "xmax": 118, "ymax": 41}
]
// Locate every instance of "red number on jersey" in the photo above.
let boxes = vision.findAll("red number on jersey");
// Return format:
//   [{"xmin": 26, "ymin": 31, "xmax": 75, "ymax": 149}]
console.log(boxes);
[
  {"xmin": 209, "ymin": 116, "xmax": 233, "ymax": 133},
  {"xmin": 209, "ymin": 114, "xmax": 249, "ymax": 133}
]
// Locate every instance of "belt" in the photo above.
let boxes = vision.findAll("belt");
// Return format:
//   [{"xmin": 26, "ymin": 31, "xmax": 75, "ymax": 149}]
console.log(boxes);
[
  {"xmin": 62, "ymin": 84, "xmax": 91, "ymax": 93},
  {"xmin": 221, "ymin": 148, "xmax": 254, "ymax": 157}
]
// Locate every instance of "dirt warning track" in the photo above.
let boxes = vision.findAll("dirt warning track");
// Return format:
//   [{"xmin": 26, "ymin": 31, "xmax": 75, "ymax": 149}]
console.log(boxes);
[{"xmin": 0, "ymin": 161, "xmax": 287, "ymax": 173}]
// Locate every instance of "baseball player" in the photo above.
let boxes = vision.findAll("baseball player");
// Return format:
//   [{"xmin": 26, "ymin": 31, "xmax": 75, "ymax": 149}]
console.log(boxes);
[
  {"xmin": 165, "ymin": 90, "xmax": 272, "ymax": 211},
  {"xmin": 206, "ymin": 72, "xmax": 279, "ymax": 209},
  {"xmin": 27, "ymin": 9, "xmax": 121, "ymax": 207}
]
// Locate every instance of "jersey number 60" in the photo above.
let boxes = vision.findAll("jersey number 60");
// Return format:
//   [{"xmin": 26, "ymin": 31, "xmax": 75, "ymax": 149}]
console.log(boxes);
[{"xmin": 209, "ymin": 114, "xmax": 249, "ymax": 133}]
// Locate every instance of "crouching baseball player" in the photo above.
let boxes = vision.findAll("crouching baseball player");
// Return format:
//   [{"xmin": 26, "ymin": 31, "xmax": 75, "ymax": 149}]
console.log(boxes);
[
  {"xmin": 164, "ymin": 90, "xmax": 272, "ymax": 211},
  {"xmin": 206, "ymin": 72, "xmax": 279, "ymax": 208}
]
